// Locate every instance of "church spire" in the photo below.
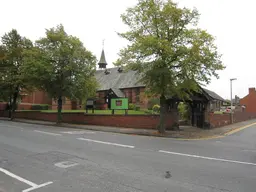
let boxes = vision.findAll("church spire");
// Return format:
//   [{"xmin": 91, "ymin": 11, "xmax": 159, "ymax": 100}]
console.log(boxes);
[{"xmin": 98, "ymin": 39, "xmax": 107, "ymax": 69}]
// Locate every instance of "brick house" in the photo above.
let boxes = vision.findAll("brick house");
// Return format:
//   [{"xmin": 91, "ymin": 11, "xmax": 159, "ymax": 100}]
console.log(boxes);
[{"xmin": 240, "ymin": 87, "xmax": 256, "ymax": 112}]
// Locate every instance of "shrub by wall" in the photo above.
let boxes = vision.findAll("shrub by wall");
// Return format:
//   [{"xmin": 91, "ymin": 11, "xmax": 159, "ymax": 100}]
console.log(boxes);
[{"xmin": 31, "ymin": 104, "xmax": 49, "ymax": 110}]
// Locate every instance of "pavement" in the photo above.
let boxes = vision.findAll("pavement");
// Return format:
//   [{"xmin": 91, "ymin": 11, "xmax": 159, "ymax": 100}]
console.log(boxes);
[
  {"xmin": 1, "ymin": 117, "xmax": 256, "ymax": 139},
  {"xmin": 0, "ymin": 119, "xmax": 256, "ymax": 191}
]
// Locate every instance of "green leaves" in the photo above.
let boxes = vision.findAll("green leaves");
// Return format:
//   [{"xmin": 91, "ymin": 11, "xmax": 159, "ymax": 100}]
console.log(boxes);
[
  {"xmin": 116, "ymin": 0, "xmax": 225, "ymax": 100},
  {"xmin": 0, "ymin": 29, "xmax": 34, "ymax": 101},
  {"xmin": 24, "ymin": 24, "xmax": 98, "ymax": 102}
]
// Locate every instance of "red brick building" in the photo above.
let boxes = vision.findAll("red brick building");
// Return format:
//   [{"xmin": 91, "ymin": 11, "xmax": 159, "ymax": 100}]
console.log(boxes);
[
  {"xmin": 94, "ymin": 49, "xmax": 149, "ymax": 109},
  {"xmin": 16, "ymin": 49, "xmax": 224, "ymax": 113},
  {"xmin": 17, "ymin": 90, "xmax": 52, "ymax": 110},
  {"xmin": 21, "ymin": 90, "xmax": 51, "ymax": 105},
  {"xmin": 240, "ymin": 87, "xmax": 256, "ymax": 113}
]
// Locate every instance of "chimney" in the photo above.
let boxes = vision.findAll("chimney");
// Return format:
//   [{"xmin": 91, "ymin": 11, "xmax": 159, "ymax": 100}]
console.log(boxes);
[{"xmin": 249, "ymin": 87, "xmax": 255, "ymax": 94}]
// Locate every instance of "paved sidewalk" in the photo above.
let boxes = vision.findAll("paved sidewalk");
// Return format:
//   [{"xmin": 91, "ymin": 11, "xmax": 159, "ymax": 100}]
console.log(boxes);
[{"xmin": 1, "ymin": 117, "xmax": 256, "ymax": 139}]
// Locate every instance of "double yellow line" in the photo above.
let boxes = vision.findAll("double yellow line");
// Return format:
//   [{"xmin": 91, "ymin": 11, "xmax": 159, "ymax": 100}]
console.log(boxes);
[
  {"xmin": 176, "ymin": 122, "xmax": 256, "ymax": 141},
  {"xmin": 224, "ymin": 122, "xmax": 256, "ymax": 136}
]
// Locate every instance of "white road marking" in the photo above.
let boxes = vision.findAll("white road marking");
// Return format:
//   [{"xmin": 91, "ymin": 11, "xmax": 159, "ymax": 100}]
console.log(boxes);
[
  {"xmin": 242, "ymin": 149, "xmax": 256, "ymax": 153},
  {"xmin": 22, "ymin": 182, "xmax": 53, "ymax": 192},
  {"xmin": 0, "ymin": 168, "xmax": 37, "ymax": 187},
  {"xmin": 54, "ymin": 161, "xmax": 79, "ymax": 168},
  {"xmin": 34, "ymin": 130, "xmax": 62, "ymax": 136},
  {"xmin": 0, "ymin": 168, "xmax": 53, "ymax": 192},
  {"xmin": 62, "ymin": 130, "xmax": 95, "ymax": 134},
  {"xmin": 77, "ymin": 138, "xmax": 135, "ymax": 148},
  {"xmin": 159, "ymin": 150, "xmax": 256, "ymax": 166}
]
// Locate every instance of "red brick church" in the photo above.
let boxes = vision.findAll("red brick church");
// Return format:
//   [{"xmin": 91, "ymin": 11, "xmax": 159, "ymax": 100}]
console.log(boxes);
[
  {"xmin": 94, "ymin": 49, "xmax": 148, "ymax": 109},
  {"xmin": 19, "ymin": 49, "xmax": 148, "ymax": 110},
  {"xmin": 19, "ymin": 49, "xmax": 224, "ymax": 111}
]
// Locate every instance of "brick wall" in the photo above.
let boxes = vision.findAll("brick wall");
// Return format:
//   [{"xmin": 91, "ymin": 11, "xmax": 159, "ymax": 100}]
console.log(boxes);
[
  {"xmin": 209, "ymin": 111, "xmax": 256, "ymax": 128},
  {"xmin": 0, "ymin": 102, "xmax": 32, "ymax": 110},
  {"xmin": 138, "ymin": 87, "xmax": 149, "ymax": 109},
  {"xmin": 96, "ymin": 91, "xmax": 107, "ymax": 109},
  {"xmin": 51, "ymin": 98, "xmax": 74, "ymax": 110},
  {"xmin": 0, "ymin": 111, "xmax": 176, "ymax": 129},
  {"xmin": 34, "ymin": 91, "xmax": 52, "ymax": 104},
  {"xmin": 21, "ymin": 93, "xmax": 33, "ymax": 103},
  {"xmin": 233, "ymin": 111, "xmax": 256, "ymax": 123},
  {"xmin": 208, "ymin": 113, "xmax": 231, "ymax": 128},
  {"xmin": 21, "ymin": 90, "xmax": 51, "ymax": 105},
  {"xmin": 17, "ymin": 103, "xmax": 33, "ymax": 110},
  {"xmin": 0, "ymin": 103, "xmax": 7, "ymax": 110}
]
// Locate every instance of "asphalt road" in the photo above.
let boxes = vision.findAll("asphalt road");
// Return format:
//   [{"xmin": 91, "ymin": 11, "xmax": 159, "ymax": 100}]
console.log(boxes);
[{"xmin": 0, "ymin": 120, "xmax": 256, "ymax": 192}]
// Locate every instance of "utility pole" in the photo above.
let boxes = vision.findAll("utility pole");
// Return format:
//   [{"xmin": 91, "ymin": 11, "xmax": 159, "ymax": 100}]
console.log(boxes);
[{"xmin": 230, "ymin": 78, "xmax": 237, "ymax": 123}]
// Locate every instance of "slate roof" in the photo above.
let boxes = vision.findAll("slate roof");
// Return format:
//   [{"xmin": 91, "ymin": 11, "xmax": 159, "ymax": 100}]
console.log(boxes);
[
  {"xmin": 111, "ymin": 88, "xmax": 125, "ymax": 97},
  {"xmin": 202, "ymin": 88, "xmax": 225, "ymax": 101},
  {"xmin": 95, "ymin": 67, "xmax": 224, "ymax": 101},
  {"xmin": 95, "ymin": 67, "xmax": 144, "ymax": 91}
]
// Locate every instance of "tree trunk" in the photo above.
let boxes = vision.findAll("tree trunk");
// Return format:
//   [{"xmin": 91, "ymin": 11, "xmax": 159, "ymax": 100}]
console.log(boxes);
[
  {"xmin": 57, "ymin": 96, "xmax": 62, "ymax": 124},
  {"xmin": 8, "ymin": 95, "xmax": 12, "ymax": 118},
  {"xmin": 10, "ymin": 87, "xmax": 19, "ymax": 120},
  {"xmin": 157, "ymin": 94, "xmax": 167, "ymax": 134}
]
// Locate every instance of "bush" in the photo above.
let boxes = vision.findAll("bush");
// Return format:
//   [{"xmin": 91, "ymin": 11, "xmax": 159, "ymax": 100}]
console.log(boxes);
[
  {"xmin": 144, "ymin": 109, "xmax": 153, "ymax": 115},
  {"xmin": 129, "ymin": 103, "xmax": 136, "ymax": 110},
  {"xmin": 147, "ymin": 98, "xmax": 160, "ymax": 110},
  {"xmin": 135, "ymin": 106, "xmax": 140, "ymax": 111},
  {"xmin": 152, "ymin": 104, "xmax": 160, "ymax": 113},
  {"xmin": 214, "ymin": 111, "xmax": 224, "ymax": 114},
  {"xmin": 178, "ymin": 102, "xmax": 189, "ymax": 120},
  {"xmin": 31, "ymin": 104, "xmax": 49, "ymax": 110}
]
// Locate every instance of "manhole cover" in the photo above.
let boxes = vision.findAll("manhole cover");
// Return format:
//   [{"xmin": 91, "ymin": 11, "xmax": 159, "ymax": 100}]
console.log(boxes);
[{"xmin": 54, "ymin": 161, "xmax": 79, "ymax": 168}]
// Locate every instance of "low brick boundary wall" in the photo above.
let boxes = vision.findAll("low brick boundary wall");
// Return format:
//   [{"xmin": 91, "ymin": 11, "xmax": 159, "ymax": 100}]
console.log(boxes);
[
  {"xmin": 209, "ymin": 112, "xmax": 256, "ymax": 128},
  {"xmin": 0, "ymin": 111, "xmax": 176, "ymax": 129}
]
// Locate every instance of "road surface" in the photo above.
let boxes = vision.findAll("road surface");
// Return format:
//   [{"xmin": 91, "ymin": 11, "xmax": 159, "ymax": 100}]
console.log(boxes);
[{"xmin": 0, "ymin": 120, "xmax": 256, "ymax": 192}]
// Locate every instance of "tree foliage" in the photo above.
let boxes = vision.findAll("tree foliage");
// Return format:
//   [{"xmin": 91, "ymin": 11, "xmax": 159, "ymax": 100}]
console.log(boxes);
[
  {"xmin": 115, "ymin": 0, "xmax": 225, "ymax": 133},
  {"xmin": 178, "ymin": 102, "xmax": 189, "ymax": 120},
  {"xmin": 23, "ymin": 24, "xmax": 98, "ymax": 123},
  {"xmin": 0, "ymin": 30, "xmax": 33, "ymax": 118}
]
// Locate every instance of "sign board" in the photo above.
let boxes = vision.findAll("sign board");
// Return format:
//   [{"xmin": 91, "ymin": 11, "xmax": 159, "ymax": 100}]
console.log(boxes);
[
  {"xmin": 86, "ymin": 100, "xmax": 94, "ymax": 106},
  {"xmin": 110, "ymin": 98, "xmax": 128, "ymax": 110},
  {"xmin": 85, "ymin": 98, "xmax": 95, "ymax": 113}
]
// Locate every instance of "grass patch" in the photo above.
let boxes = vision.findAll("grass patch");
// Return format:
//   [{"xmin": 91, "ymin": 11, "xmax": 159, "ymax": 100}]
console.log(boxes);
[
  {"xmin": 40, "ymin": 109, "xmax": 148, "ymax": 115},
  {"xmin": 15, "ymin": 109, "xmax": 156, "ymax": 115}
]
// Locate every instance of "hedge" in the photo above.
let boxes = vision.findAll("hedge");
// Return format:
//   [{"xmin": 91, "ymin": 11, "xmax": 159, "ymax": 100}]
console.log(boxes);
[{"xmin": 31, "ymin": 104, "xmax": 49, "ymax": 110}]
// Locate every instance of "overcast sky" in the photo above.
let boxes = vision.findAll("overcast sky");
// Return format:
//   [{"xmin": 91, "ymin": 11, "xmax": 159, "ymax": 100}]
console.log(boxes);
[{"xmin": 1, "ymin": 0, "xmax": 255, "ymax": 99}]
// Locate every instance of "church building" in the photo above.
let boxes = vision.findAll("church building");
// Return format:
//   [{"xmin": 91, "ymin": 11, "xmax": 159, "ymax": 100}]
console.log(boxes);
[
  {"xmin": 94, "ymin": 49, "xmax": 148, "ymax": 109},
  {"xmin": 18, "ymin": 48, "xmax": 225, "ymax": 113}
]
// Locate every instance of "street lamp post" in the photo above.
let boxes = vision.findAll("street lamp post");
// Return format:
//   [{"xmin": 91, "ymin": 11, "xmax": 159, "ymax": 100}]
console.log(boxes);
[{"xmin": 230, "ymin": 78, "xmax": 237, "ymax": 123}]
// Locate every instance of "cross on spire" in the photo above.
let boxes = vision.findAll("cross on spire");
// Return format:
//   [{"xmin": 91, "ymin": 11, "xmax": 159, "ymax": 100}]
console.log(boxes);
[
  {"xmin": 102, "ymin": 39, "xmax": 105, "ymax": 50},
  {"xmin": 98, "ymin": 39, "xmax": 107, "ymax": 69}
]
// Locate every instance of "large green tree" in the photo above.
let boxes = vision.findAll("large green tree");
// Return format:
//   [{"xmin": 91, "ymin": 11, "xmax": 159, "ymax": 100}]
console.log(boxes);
[
  {"xmin": 0, "ymin": 30, "xmax": 33, "ymax": 119},
  {"xmin": 23, "ymin": 24, "xmax": 98, "ymax": 123},
  {"xmin": 115, "ymin": 0, "xmax": 225, "ymax": 133}
]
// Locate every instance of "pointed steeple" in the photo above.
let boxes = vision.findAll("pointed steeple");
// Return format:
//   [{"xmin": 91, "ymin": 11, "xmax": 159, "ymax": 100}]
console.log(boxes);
[{"xmin": 98, "ymin": 40, "xmax": 107, "ymax": 69}]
